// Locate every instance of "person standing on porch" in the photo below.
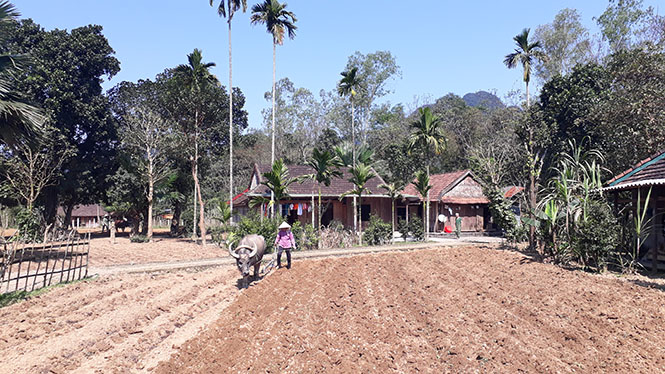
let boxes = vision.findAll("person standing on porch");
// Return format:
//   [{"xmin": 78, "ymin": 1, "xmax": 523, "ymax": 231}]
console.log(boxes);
[
  {"xmin": 455, "ymin": 213, "xmax": 462, "ymax": 239},
  {"xmin": 274, "ymin": 222, "xmax": 296, "ymax": 269}
]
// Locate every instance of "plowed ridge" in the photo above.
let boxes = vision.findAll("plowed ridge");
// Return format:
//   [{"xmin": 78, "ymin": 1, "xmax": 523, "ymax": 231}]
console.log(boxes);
[{"xmin": 156, "ymin": 246, "xmax": 665, "ymax": 373}]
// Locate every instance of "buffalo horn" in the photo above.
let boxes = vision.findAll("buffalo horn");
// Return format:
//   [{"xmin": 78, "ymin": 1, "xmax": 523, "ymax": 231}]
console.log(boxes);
[
  {"xmin": 248, "ymin": 244, "xmax": 258, "ymax": 258},
  {"xmin": 228, "ymin": 243, "xmax": 240, "ymax": 259}
]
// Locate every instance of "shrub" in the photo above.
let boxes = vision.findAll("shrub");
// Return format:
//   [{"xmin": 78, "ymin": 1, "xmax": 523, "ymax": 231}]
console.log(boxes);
[
  {"xmin": 485, "ymin": 186, "xmax": 523, "ymax": 242},
  {"xmin": 408, "ymin": 215, "xmax": 424, "ymax": 242},
  {"xmin": 230, "ymin": 213, "xmax": 281, "ymax": 253},
  {"xmin": 397, "ymin": 218, "xmax": 409, "ymax": 241},
  {"xmin": 291, "ymin": 221, "xmax": 318, "ymax": 250},
  {"xmin": 572, "ymin": 200, "xmax": 619, "ymax": 272},
  {"xmin": 362, "ymin": 215, "xmax": 392, "ymax": 245},
  {"xmin": 15, "ymin": 207, "xmax": 41, "ymax": 242},
  {"xmin": 129, "ymin": 235, "xmax": 150, "ymax": 243}
]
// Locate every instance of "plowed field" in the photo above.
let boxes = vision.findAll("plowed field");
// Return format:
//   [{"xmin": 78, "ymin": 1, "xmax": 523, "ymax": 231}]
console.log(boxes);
[
  {"xmin": 156, "ymin": 246, "xmax": 665, "ymax": 373},
  {"xmin": 0, "ymin": 267, "xmax": 240, "ymax": 374}
]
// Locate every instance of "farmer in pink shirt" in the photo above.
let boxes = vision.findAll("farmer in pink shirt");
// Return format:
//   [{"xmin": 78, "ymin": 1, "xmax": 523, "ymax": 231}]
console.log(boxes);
[{"xmin": 275, "ymin": 222, "xmax": 296, "ymax": 269}]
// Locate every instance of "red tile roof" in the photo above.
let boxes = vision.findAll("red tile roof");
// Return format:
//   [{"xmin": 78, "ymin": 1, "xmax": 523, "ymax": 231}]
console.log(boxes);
[
  {"xmin": 71, "ymin": 204, "xmax": 106, "ymax": 217},
  {"xmin": 402, "ymin": 170, "xmax": 469, "ymax": 201},
  {"xmin": 503, "ymin": 186, "xmax": 524, "ymax": 198},
  {"xmin": 607, "ymin": 148, "xmax": 665, "ymax": 188}
]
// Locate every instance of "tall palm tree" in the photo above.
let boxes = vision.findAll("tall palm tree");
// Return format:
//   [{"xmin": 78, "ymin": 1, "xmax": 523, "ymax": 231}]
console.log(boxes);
[
  {"xmin": 379, "ymin": 182, "xmax": 403, "ymax": 243},
  {"xmin": 337, "ymin": 67, "xmax": 360, "ymax": 165},
  {"xmin": 250, "ymin": 0, "xmax": 296, "ymax": 185},
  {"xmin": 250, "ymin": 0, "xmax": 296, "ymax": 218},
  {"xmin": 261, "ymin": 158, "xmax": 298, "ymax": 217},
  {"xmin": 210, "ymin": 0, "xmax": 247, "ymax": 225},
  {"xmin": 342, "ymin": 163, "xmax": 375, "ymax": 244},
  {"xmin": 413, "ymin": 171, "xmax": 432, "ymax": 240},
  {"xmin": 407, "ymin": 107, "xmax": 446, "ymax": 239},
  {"xmin": 305, "ymin": 148, "xmax": 342, "ymax": 237},
  {"xmin": 333, "ymin": 142, "xmax": 372, "ymax": 233},
  {"xmin": 0, "ymin": 1, "xmax": 44, "ymax": 146},
  {"xmin": 504, "ymin": 28, "xmax": 546, "ymax": 249},
  {"xmin": 174, "ymin": 48, "xmax": 219, "ymax": 245},
  {"xmin": 503, "ymin": 28, "xmax": 545, "ymax": 108}
]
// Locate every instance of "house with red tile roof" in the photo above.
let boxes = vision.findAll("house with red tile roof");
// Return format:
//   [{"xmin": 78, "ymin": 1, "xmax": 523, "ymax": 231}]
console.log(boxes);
[
  {"xmin": 605, "ymin": 149, "xmax": 665, "ymax": 269},
  {"xmin": 401, "ymin": 170, "xmax": 522, "ymax": 233},
  {"xmin": 235, "ymin": 163, "xmax": 400, "ymax": 229},
  {"xmin": 402, "ymin": 170, "xmax": 490, "ymax": 233}
]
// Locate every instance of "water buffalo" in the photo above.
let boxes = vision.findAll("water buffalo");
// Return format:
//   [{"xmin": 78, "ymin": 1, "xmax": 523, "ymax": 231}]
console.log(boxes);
[{"xmin": 228, "ymin": 234, "xmax": 266, "ymax": 287}]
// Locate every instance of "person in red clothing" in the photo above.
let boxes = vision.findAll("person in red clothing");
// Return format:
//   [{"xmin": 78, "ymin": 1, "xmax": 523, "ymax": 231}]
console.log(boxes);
[{"xmin": 274, "ymin": 221, "xmax": 296, "ymax": 269}]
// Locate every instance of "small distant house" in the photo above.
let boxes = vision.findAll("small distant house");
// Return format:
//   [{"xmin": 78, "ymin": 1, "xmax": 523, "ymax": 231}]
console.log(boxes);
[
  {"xmin": 59, "ymin": 204, "xmax": 107, "ymax": 228},
  {"xmin": 400, "ymin": 170, "xmax": 523, "ymax": 234},
  {"xmin": 234, "ymin": 163, "xmax": 393, "ymax": 229},
  {"xmin": 605, "ymin": 149, "xmax": 665, "ymax": 268}
]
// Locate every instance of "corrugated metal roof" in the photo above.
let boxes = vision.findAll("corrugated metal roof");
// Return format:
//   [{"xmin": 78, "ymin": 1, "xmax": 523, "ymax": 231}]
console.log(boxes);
[{"xmin": 608, "ymin": 149, "xmax": 665, "ymax": 187}]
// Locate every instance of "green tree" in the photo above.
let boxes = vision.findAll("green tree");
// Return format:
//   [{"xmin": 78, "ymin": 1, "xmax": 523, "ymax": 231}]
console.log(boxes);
[
  {"xmin": 7, "ymin": 19, "xmax": 120, "ymax": 226},
  {"xmin": 534, "ymin": 8, "xmax": 592, "ymax": 81},
  {"xmin": 407, "ymin": 107, "xmax": 446, "ymax": 239},
  {"xmin": 334, "ymin": 142, "xmax": 373, "ymax": 233},
  {"xmin": 504, "ymin": 28, "xmax": 546, "ymax": 249},
  {"xmin": 210, "ymin": 0, "xmax": 247, "ymax": 224},
  {"xmin": 379, "ymin": 182, "xmax": 403, "ymax": 243},
  {"xmin": 337, "ymin": 67, "xmax": 360, "ymax": 164},
  {"xmin": 174, "ymin": 48, "xmax": 219, "ymax": 245},
  {"xmin": 342, "ymin": 163, "xmax": 375, "ymax": 243},
  {"xmin": 594, "ymin": 0, "xmax": 664, "ymax": 53},
  {"xmin": 305, "ymin": 148, "xmax": 341, "ymax": 237},
  {"xmin": 412, "ymin": 170, "xmax": 431, "ymax": 239},
  {"xmin": 0, "ymin": 2, "xmax": 44, "ymax": 146}
]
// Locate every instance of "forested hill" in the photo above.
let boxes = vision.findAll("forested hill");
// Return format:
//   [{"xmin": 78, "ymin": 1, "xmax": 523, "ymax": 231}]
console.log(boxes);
[{"xmin": 462, "ymin": 91, "xmax": 505, "ymax": 109}]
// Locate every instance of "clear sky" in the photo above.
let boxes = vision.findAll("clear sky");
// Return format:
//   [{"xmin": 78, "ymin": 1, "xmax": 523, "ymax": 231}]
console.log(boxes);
[{"xmin": 12, "ymin": 0, "xmax": 663, "ymax": 130}]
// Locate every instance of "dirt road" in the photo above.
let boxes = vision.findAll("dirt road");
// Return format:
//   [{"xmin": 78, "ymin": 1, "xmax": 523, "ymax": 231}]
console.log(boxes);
[{"xmin": 156, "ymin": 246, "xmax": 665, "ymax": 373}]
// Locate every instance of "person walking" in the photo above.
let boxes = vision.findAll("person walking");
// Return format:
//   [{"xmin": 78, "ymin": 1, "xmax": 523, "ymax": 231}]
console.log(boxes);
[
  {"xmin": 274, "ymin": 222, "xmax": 296, "ymax": 269},
  {"xmin": 455, "ymin": 212, "xmax": 462, "ymax": 239}
]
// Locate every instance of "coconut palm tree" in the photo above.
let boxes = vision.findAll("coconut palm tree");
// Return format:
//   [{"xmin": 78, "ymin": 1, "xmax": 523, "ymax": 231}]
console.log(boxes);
[
  {"xmin": 504, "ymin": 28, "xmax": 546, "ymax": 249},
  {"xmin": 210, "ymin": 0, "xmax": 247, "ymax": 225},
  {"xmin": 342, "ymin": 163, "xmax": 375, "ymax": 244},
  {"xmin": 379, "ymin": 182, "xmax": 403, "ymax": 243},
  {"xmin": 174, "ymin": 48, "xmax": 219, "ymax": 245},
  {"xmin": 503, "ymin": 28, "xmax": 546, "ymax": 108},
  {"xmin": 337, "ymin": 67, "xmax": 360, "ymax": 165},
  {"xmin": 413, "ymin": 170, "xmax": 432, "ymax": 239},
  {"xmin": 0, "ymin": 1, "xmax": 44, "ymax": 146},
  {"xmin": 250, "ymin": 0, "xmax": 296, "ymax": 217},
  {"xmin": 407, "ymin": 107, "xmax": 446, "ymax": 239},
  {"xmin": 305, "ymin": 148, "xmax": 342, "ymax": 237}
]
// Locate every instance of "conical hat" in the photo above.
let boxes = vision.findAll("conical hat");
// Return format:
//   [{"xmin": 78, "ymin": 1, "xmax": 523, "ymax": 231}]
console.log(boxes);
[{"xmin": 278, "ymin": 221, "xmax": 291, "ymax": 229}]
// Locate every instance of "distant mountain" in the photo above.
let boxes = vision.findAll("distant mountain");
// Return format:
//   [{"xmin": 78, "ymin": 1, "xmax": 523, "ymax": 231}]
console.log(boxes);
[{"xmin": 462, "ymin": 91, "xmax": 505, "ymax": 109}]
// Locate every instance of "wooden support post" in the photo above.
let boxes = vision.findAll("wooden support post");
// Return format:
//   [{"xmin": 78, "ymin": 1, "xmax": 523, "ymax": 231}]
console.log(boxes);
[{"xmin": 652, "ymin": 191, "xmax": 658, "ymax": 275}]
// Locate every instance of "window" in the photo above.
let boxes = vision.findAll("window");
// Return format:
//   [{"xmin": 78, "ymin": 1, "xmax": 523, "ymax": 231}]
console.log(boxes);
[{"xmin": 361, "ymin": 204, "xmax": 370, "ymax": 222}]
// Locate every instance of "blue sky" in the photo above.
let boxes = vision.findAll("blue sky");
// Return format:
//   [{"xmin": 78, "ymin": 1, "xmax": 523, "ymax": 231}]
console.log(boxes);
[{"xmin": 13, "ymin": 1, "xmax": 662, "ymax": 129}]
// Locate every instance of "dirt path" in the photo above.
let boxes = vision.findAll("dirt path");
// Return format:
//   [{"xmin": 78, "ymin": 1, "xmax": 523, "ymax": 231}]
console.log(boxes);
[
  {"xmin": 0, "ymin": 267, "xmax": 240, "ymax": 374},
  {"xmin": 155, "ymin": 246, "xmax": 665, "ymax": 373}
]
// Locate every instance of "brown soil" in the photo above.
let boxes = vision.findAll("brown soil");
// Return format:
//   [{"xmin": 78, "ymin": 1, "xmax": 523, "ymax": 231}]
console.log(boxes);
[
  {"xmin": 0, "ymin": 266, "xmax": 240, "ymax": 374},
  {"xmin": 155, "ymin": 246, "xmax": 665, "ymax": 373},
  {"xmin": 88, "ymin": 233, "xmax": 225, "ymax": 267}
]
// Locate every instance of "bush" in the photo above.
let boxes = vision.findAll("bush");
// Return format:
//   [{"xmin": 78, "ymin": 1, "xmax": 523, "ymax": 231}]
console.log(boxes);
[
  {"xmin": 129, "ymin": 235, "xmax": 150, "ymax": 243},
  {"xmin": 409, "ymin": 215, "xmax": 425, "ymax": 242},
  {"xmin": 230, "ymin": 213, "xmax": 281, "ymax": 253},
  {"xmin": 320, "ymin": 220, "xmax": 354, "ymax": 249},
  {"xmin": 397, "ymin": 218, "xmax": 409, "ymax": 241},
  {"xmin": 485, "ymin": 186, "xmax": 523, "ymax": 242},
  {"xmin": 15, "ymin": 207, "xmax": 41, "ymax": 242},
  {"xmin": 291, "ymin": 221, "xmax": 318, "ymax": 250},
  {"xmin": 362, "ymin": 215, "xmax": 392, "ymax": 245},
  {"xmin": 572, "ymin": 200, "xmax": 619, "ymax": 272}
]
